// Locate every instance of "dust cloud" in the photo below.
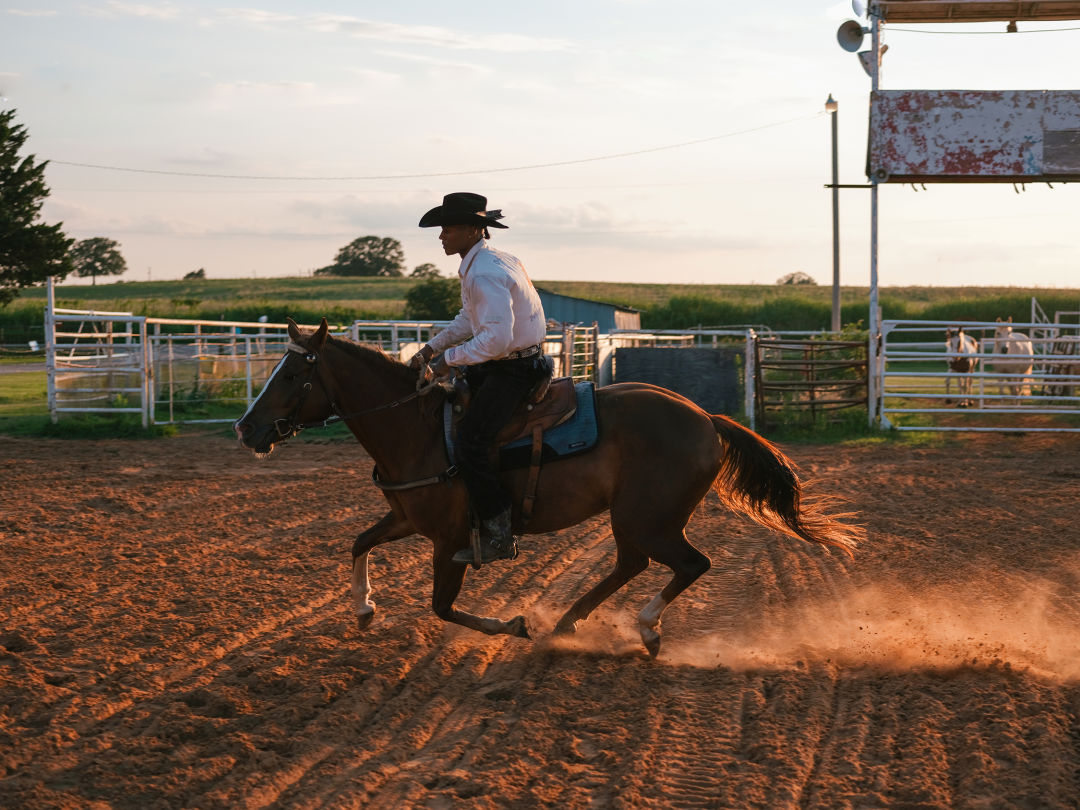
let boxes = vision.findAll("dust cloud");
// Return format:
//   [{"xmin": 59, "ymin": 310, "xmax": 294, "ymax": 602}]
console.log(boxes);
[{"xmin": 662, "ymin": 576, "xmax": 1080, "ymax": 681}]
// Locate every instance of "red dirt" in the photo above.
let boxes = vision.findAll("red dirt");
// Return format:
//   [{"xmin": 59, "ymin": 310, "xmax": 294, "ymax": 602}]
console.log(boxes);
[{"xmin": 1, "ymin": 431, "xmax": 1079, "ymax": 809}]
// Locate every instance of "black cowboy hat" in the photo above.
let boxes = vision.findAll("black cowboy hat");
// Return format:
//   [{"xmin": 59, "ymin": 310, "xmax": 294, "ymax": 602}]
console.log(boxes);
[{"xmin": 418, "ymin": 192, "xmax": 508, "ymax": 229}]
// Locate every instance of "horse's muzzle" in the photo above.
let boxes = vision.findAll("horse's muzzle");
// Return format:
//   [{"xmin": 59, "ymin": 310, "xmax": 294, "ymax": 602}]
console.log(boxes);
[{"xmin": 234, "ymin": 419, "xmax": 275, "ymax": 455}]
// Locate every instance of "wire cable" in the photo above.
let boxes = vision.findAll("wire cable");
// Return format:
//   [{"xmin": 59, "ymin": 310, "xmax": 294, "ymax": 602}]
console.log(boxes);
[
  {"xmin": 49, "ymin": 112, "xmax": 822, "ymax": 181},
  {"xmin": 889, "ymin": 25, "xmax": 1080, "ymax": 34}
]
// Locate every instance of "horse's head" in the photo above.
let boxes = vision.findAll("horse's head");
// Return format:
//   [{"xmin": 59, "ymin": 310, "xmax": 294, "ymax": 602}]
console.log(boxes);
[
  {"xmin": 234, "ymin": 317, "xmax": 334, "ymax": 457},
  {"xmin": 994, "ymin": 316, "xmax": 1014, "ymax": 340}
]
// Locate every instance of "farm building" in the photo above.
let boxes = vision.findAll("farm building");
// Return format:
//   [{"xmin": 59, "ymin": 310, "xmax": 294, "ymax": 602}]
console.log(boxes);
[{"xmin": 536, "ymin": 288, "xmax": 641, "ymax": 331}]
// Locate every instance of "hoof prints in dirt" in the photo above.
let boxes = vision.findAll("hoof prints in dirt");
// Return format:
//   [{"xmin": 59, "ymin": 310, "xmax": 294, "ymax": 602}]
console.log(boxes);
[{"xmin": 2, "ymin": 434, "xmax": 1080, "ymax": 808}]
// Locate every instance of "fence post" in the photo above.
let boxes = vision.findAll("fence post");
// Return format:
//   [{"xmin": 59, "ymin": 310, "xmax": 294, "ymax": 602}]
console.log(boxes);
[
  {"xmin": 167, "ymin": 335, "xmax": 175, "ymax": 424},
  {"xmin": 141, "ymin": 320, "xmax": 150, "ymax": 429},
  {"xmin": 245, "ymin": 336, "xmax": 253, "ymax": 409},
  {"xmin": 868, "ymin": 327, "xmax": 877, "ymax": 427},
  {"xmin": 745, "ymin": 329, "xmax": 756, "ymax": 432},
  {"xmin": 46, "ymin": 276, "xmax": 57, "ymax": 423},
  {"xmin": 591, "ymin": 322, "xmax": 600, "ymax": 383}
]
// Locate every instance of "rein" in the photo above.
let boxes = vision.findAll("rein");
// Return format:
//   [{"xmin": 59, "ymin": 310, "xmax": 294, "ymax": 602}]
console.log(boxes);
[
  {"xmin": 277, "ymin": 340, "xmax": 458, "ymax": 491},
  {"xmin": 275, "ymin": 340, "xmax": 441, "ymax": 438}
]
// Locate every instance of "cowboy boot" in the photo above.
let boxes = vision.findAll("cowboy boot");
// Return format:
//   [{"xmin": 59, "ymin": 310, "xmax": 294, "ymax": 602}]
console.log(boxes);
[{"xmin": 452, "ymin": 507, "xmax": 518, "ymax": 565}]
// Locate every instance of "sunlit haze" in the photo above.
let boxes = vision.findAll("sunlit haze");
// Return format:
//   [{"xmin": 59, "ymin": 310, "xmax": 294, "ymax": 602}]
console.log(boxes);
[{"xmin": 3, "ymin": 1, "xmax": 1079, "ymax": 288}]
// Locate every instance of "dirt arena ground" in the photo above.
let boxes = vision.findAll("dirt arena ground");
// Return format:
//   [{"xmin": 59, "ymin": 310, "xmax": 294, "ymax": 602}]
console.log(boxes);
[{"xmin": 1, "ymin": 430, "xmax": 1078, "ymax": 809}]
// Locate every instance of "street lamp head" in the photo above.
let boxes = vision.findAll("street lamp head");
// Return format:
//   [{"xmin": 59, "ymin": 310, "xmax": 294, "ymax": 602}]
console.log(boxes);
[{"xmin": 825, "ymin": 94, "xmax": 838, "ymax": 114}]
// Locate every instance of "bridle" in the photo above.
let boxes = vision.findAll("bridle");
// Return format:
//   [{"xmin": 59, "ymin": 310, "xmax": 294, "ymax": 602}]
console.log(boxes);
[{"xmin": 272, "ymin": 340, "xmax": 440, "ymax": 440}]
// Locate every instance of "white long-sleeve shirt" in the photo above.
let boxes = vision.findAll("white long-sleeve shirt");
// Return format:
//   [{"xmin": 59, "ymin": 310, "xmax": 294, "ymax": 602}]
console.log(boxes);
[{"xmin": 427, "ymin": 239, "xmax": 546, "ymax": 367}]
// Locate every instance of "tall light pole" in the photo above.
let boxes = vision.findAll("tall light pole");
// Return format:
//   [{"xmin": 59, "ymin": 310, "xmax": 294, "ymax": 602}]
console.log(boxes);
[{"xmin": 825, "ymin": 93, "xmax": 840, "ymax": 333}]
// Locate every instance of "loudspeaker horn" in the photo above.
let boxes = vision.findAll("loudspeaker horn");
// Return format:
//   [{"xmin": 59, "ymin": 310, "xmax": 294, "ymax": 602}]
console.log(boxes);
[
  {"xmin": 857, "ymin": 44, "xmax": 888, "ymax": 76},
  {"xmin": 837, "ymin": 19, "xmax": 868, "ymax": 52},
  {"xmin": 852, "ymin": 0, "xmax": 867, "ymax": 17}
]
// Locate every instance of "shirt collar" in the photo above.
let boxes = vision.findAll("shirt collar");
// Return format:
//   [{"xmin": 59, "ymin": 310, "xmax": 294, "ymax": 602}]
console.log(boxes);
[{"xmin": 457, "ymin": 238, "xmax": 486, "ymax": 277}]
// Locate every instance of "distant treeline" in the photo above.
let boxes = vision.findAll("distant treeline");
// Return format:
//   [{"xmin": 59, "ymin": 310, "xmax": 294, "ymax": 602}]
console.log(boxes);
[
  {"xmin": 640, "ymin": 291, "xmax": 1080, "ymax": 332},
  {"xmin": 2, "ymin": 278, "xmax": 1078, "ymax": 345}
]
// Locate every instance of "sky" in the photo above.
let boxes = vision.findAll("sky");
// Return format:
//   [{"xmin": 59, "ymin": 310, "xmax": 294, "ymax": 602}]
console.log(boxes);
[{"xmin": 2, "ymin": 1, "xmax": 1080, "ymax": 290}]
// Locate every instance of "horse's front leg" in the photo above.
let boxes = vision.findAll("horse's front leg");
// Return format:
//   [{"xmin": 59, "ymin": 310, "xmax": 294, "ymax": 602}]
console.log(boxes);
[
  {"xmin": 431, "ymin": 546, "xmax": 530, "ymax": 639},
  {"xmin": 351, "ymin": 511, "xmax": 414, "ymax": 629}
]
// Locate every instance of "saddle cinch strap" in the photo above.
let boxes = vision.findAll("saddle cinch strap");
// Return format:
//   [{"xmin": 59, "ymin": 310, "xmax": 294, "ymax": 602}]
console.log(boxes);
[{"xmin": 444, "ymin": 374, "xmax": 579, "ymax": 526}]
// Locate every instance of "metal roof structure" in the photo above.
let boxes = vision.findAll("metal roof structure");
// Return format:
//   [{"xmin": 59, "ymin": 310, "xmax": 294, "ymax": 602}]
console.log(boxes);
[
  {"xmin": 851, "ymin": 1, "xmax": 1080, "ymax": 425},
  {"xmin": 874, "ymin": 0, "xmax": 1080, "ymax": 22}
]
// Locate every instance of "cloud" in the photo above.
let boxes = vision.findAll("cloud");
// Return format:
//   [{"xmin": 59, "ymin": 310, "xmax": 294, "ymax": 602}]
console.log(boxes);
[
  {"xmin": 206, "ymin": 79, "xmax": 361, "ymax": 109},
  {"xmin": 220, "ymin": 8, "xmax": 571, "ymax": 53},
  {"xmin": 215, "ymin": 7, "xmax": 297, "ymax": 25},
  {"xmin": 374, "ymin": 49, "xmax": 491, "ymax": 80},
  {"xmin": 95, "ymin": 1, "xmax": 182, "ymax": 20},
  {"xmin": 5, "ymin": 8, "xmax": 58, "ymax": 16}
]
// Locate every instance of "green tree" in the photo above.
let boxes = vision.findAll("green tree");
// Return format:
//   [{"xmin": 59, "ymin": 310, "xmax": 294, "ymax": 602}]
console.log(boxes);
[
  {"xmin": 70, "ymin": 237, "xmax": 127, "ymax": 285},
  {"xmin": 315, "ymin": 235, "xmax": 405, "ymax": 277},
  {"xmin": 410, "ymin": 262, "xmax": 442, "ymax": 279},
  {"xmin": 776, "ymin": 271, "xmax": 817, "ymax": 286},
  {"xmin": 0, "ymin": 108, "xmax": 73, "ymax": 307},
  {"xmin": 184, "ymin": 268, "xmax": 206, "ymax": 279},
  {"xmin": 405, "ymin": 276, "xmax": 461, "ymax": 320}
]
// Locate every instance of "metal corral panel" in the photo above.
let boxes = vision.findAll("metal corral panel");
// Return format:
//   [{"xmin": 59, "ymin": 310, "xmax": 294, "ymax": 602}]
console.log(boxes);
[
  {"xmin": 870, "ymin": 90, "xmax": 1080, "ymax": 182},
  {"xmin": 613, "ymin": 347, "xmax": 741, "ymax": 415},
  {"xmin": 874, "ymin": 0, "xmax": 1080, "ymax": 22}
]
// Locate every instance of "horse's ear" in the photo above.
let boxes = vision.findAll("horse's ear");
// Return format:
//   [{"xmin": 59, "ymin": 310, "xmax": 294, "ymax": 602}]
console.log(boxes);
[
  {"xmin": 996, "ymin": 317, "xmax": 1003, "ymax": 323},
  {"xmin": 311, "ymin": 317, "xmax": 329, "ymax": 351},
  {"xmin": 1007, "ymin": 316, "xmax": 1013, "ymax": 323},
  {"xmin": 287, "ymin": 317, "xmax": 302, "ymax": 342}
]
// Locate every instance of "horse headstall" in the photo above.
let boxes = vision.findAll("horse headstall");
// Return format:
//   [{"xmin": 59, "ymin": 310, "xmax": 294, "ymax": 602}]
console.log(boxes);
[{"xmin": 273, "ymin": 341, "xmax": 324, "ymax": 437}]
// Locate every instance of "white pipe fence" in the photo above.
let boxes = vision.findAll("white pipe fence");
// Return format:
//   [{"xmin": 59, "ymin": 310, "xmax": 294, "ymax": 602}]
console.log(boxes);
[
  {"xmin": 45, "ymin": 303, "xmax": 1080, "ymax": 434},
  {"xmin": 878, "ymin": 319, "xmax": 1080, "ymax": 432}
]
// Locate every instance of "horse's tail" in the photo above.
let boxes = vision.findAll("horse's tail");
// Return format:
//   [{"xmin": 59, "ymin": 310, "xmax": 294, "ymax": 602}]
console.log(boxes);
[{"xmin": 709, "ymin": 414, "xmax": 862, "ymax": 557}]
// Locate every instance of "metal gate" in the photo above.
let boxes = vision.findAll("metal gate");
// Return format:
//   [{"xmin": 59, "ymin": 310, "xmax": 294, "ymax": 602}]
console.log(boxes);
[
  {"xmin": 878, "ymin": 319, "xmax": 1080, "ymax": 432},
  {"xmin": 46, "ymin": 308, "xmax": 149, "ymax": 423},
  {"xmin": 755, "ymin": 338, "xmax": 869, "ymax": 429}
]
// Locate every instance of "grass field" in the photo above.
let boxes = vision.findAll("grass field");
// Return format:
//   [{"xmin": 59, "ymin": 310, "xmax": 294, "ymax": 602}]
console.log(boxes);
[
  {"xmin": 0, "ymin": 370, "xmax": 45, "ymax": 415},
  {"xmin": 6, "ymin": 277, "xmax": 1079, "ymax": 344},
  {"xmin": 4, "ymin": 276, "xmax": 1078, "ymax": 440}
]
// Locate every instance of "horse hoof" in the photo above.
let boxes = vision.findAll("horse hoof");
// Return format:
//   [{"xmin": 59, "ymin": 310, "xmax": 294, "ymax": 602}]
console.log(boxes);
[
  {"xmin": 509, "ymin": 615, "xmax": 530, "ymax": 639},
  {"xmin": 553, "ymin": 619, "xmax": 578, "ymax": 636},
  {"xmin": 641, "ymin": 628, "xmax": 661, "ymax": 658},
  {"xmin": 356, "ymin": 609, "xmax": 376, "ymax": 630}
]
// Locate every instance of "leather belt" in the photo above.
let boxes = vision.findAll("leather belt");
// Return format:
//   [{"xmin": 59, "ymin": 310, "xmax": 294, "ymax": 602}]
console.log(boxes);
[{"xmin": 502, "ymin": 344, "xmax": 542, "ymax": 360}]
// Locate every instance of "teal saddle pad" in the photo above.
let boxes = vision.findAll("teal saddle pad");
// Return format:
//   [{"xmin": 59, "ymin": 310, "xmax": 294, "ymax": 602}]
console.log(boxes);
[{"xmin": 498, "ymin": 381, "xmax": 599, "ymax": 470}]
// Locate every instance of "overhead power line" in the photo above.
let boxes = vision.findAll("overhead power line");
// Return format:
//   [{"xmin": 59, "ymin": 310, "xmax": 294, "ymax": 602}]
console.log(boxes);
[{"xmin": 49, "ymin": 112, "xmax": 821, "ymax": 181}]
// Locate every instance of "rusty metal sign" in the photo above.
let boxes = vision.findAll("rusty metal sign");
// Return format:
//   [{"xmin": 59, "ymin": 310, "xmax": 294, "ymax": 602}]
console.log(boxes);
[{"xmin": 868, "ymin": 89, "xmax": 1080, "ymax": 182}]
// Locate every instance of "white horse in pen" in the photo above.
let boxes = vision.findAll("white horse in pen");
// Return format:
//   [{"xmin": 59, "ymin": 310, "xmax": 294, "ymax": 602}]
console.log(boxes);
[
  {"xmin": 992, "ymin": 317, "xmax": 1035, "ymax": 400},
  {"xmin": 944, "ymin": 327, "xmax": 979, "ymax": 407}
]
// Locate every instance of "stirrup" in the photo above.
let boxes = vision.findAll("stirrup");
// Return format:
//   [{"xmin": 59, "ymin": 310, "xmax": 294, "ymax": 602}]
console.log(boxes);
[{"xmin": 452, "ymin": 539, "xmax": 518, "ymax": 567}]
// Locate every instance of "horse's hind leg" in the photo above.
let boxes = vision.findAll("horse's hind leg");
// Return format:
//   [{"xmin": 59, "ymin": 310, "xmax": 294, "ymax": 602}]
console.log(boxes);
[
  {"xmin": 635, "ymin": 536, "xmax": 711, "ymax": 658},
  {"xmin": 553, "ymin": 543, "xmax": 649, "ymax": 635}
]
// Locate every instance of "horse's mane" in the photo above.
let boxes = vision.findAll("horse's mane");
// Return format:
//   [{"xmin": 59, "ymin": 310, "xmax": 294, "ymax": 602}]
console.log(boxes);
[
  {"xmin": 320, "ymin": 333, "xmax": 446, "ymax": 425},
  {"xmin": 323, "ymin": 333, "xmax": 417, "ymax": 386}
]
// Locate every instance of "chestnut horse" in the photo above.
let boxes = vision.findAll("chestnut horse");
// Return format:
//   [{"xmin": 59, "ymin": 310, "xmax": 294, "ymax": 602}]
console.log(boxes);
[{"xmin": 235, "ymin": 319, "xmax": 863, "ymax": 657}]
